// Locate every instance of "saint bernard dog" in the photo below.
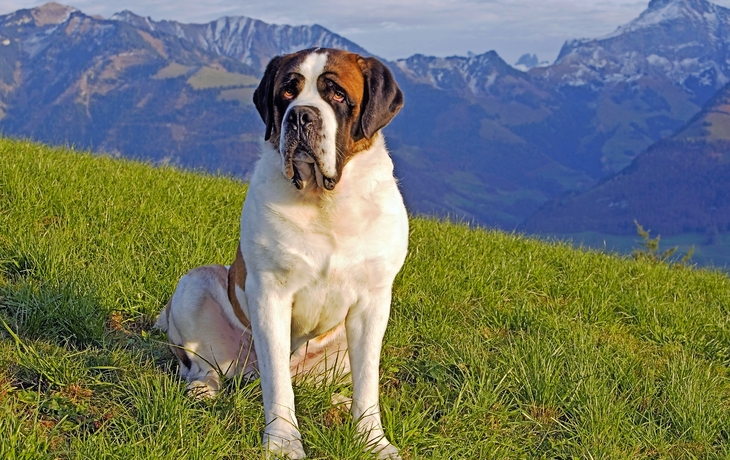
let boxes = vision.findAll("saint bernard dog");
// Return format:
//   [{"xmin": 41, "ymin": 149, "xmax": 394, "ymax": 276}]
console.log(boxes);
[{"xmin": 156, "ymin": 48, "xmax": 407, "ymax": 459}]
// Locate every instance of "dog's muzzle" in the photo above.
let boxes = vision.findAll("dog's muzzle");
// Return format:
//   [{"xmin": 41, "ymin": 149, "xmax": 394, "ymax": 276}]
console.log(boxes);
[{"xmin": 281, "ymin": 105, "xmax": 337, "ymax": 191}]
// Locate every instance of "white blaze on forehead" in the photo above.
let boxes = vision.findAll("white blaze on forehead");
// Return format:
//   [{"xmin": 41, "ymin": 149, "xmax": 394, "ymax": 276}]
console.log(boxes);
[{"xmin": 280, "ymin": 51, "xmax": 338, "ymax": 179}]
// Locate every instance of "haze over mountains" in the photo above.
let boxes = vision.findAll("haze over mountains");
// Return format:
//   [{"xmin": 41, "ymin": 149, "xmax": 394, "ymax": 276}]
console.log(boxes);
[{"xmin": 2, "ymin": 0, "xmax": 730, "ymax": 262}]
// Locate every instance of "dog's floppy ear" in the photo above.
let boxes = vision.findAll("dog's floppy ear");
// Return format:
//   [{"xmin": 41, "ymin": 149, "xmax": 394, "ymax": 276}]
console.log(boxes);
[
  {"xmin": 253, "ymin": 56, "xmax": 283, "ymax": 141},
  {"xmin": 356, "ymin": 56, "xmax": 404, "ymax": 140}
]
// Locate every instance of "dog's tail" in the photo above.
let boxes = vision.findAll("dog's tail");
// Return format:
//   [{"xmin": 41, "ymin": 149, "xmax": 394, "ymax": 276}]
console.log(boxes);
[{"xmin": 155, "ymin": 299, "xmax": 172, "ymax": 332}]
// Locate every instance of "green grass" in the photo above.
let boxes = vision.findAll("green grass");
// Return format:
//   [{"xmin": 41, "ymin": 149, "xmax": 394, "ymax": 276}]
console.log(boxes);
[
  {"xmin": 186, "ymin": 67, "xmax": 259, "ymax": 90},
  {"xmin": 1, "ymin": 137, "xmax": 730, "ymax": 459},
  {"xmin": 153, "ymin": 62, "xmax": 195, "ymax": 80}
]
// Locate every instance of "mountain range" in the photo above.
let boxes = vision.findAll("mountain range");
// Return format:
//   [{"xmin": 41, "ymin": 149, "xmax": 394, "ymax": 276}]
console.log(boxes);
[
  {"xmin": 1, "ymin": 0, "xmax": 730, "ymax": 257},
  {"xmin": 524, "ymin": 80, "xmax": 730, "ymax": 237}
]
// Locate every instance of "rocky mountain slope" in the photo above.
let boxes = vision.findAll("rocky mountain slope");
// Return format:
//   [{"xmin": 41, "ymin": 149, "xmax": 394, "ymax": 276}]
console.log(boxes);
[
  {"xmin": 526, "ymin": 0, "xmax": 730, "ymax": 174},
  {"xmin": 546, "ymin": 0, "xmax": 730, "ymax": 94},
  {"xmin": 384, "ymin": 0, "xmax": 730, "ymax": 226},
  {"xmin": 523, "ymin": 81, "xmax": 730, "ymax": 237},
  {"xmin": 110, "ymin": 11, "xmax": 368, "ymax": 73},
  {"xmin": 387, "ymin": 51, "xmax": 593, "ymax": 226},
  {"xmin": 394, "ymin": 0, "xmax": 730, "ymax": 179}
]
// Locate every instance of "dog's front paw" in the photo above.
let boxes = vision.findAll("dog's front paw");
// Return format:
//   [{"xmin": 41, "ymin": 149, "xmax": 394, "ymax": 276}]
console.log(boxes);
[
  {"xmin": 263, "ymin": 428, "xmax": 305, "ymax": 459},
  {"xmin": 357, "ymin": 421, "xmax": 400, "ymax": 459},
  {"xmin": 186, "ymin": 378, "xmax": 220, "ymax": 400},
  {"xmin": 371, "ymin": 440, "xmax": 401, "ymax": 460}
]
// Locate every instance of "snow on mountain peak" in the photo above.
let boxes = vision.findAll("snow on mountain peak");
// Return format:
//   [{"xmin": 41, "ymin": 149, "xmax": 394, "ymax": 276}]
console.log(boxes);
[
  {"xmin": 395, "ymin": 50, "xmax": 527, "ymax": 96},
  {"xmin": 108, "ymin": 12, "xmax": 367, "ymax": 72},
  {"xmin": 547, "ymin": 0, "xmax": 730, "ymax": 92},
  {"xmin": 601, "ymin": 0, "xmax": 729, "ymax": 39}
]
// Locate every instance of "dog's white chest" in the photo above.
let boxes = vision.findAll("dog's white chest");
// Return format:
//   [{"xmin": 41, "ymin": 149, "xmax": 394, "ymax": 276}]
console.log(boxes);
[
  {"xmin": 241, "ymin": 139, "xmax": 409, "ymax": 349},
  {"xmin": 276, "ymin": 203, "xmax": 405, "ymax": 346},
  {"xmin": 288, "ymin": 254, "xmax": 360, "ymax": 342}
]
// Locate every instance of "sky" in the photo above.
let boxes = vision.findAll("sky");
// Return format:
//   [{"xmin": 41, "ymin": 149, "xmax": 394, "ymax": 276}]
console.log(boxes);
[{"xmin": 3, "ymin": 0, "xmax": 730, "ymax": 65}]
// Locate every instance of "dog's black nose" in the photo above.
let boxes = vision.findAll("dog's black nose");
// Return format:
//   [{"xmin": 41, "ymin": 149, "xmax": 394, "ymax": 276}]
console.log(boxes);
[
  {"xmin": 286, "ymin": 106, "xmax": 318, "ymax": 132},
  {"xmin": 323, "ymin": 177, "xmax": 336, "ymax": 191}
]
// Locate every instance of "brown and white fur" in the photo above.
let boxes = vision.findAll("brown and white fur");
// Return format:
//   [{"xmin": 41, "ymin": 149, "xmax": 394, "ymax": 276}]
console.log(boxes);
[{"xmin": 156, "ymin": 48, "xmax": 407, "ymax": 459}]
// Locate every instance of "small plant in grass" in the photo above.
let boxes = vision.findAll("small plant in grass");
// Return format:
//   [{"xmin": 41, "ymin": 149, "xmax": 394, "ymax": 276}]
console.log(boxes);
[{"xmin": 632, "ymin": 220, "xmax": 694, "ymax": 265}]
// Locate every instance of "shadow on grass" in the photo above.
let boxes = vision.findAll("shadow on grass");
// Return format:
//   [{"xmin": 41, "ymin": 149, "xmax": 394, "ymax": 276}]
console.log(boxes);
[{"xmin": 0, "ymin": 252, "xmax": 178, "ymax": 392}]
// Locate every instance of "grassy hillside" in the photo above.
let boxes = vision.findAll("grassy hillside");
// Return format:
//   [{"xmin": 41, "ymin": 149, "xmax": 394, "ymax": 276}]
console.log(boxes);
[{"xmin": 1, "ymin": 137, "xmax": 730, "ymax": 459}]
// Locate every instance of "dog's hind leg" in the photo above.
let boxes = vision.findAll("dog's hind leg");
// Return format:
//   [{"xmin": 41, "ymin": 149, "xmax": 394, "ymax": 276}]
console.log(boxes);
[
  {"xmin": 161, "ymin": 265, "xmax": 258, "ymax": 398},
  {"xmin": 290, "ymin": 321, "xmax": 350, "ymax": 384}
]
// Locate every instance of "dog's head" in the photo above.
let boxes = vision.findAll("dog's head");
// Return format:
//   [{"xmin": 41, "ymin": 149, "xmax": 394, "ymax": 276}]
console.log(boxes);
[{"xmin": 253, "ymin": 48, "xmax": 404, "ymax": 191}]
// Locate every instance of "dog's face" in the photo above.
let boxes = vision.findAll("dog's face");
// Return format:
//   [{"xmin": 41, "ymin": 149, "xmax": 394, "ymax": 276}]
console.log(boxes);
[{"xmin": 253, "ymin": 48, "xmax": 404, "ymax": 191}]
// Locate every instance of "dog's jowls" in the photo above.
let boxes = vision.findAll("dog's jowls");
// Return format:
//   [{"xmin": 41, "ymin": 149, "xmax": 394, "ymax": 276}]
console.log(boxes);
[{"xmin": 157, "ymin": 48, "xmax": 407, "ymax": 459}]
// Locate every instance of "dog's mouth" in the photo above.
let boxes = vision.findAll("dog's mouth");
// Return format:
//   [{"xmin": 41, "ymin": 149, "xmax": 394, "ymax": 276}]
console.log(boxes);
[{"xmin": 283, "ymin": 145, "xmax": 336, "ymax": 191}]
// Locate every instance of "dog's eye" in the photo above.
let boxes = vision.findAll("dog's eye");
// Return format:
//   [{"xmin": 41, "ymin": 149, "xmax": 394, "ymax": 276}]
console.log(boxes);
[
  {"xmin": 283, "ymin": 89, "xmax": 294, "ymax": 100},
  {"xmin": 333, "ymin": 90, "xmax": 345, "ymax": 103}
]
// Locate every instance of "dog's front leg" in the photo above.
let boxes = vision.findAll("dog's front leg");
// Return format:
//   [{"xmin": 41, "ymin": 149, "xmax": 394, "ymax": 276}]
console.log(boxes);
[
  {"xmin": 346, "ymin": 289, "xmax": 401, "ymax": 460},
  {"xmin": 247, "ymin": 280, "xmax": 304, "ymax": 459}
]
